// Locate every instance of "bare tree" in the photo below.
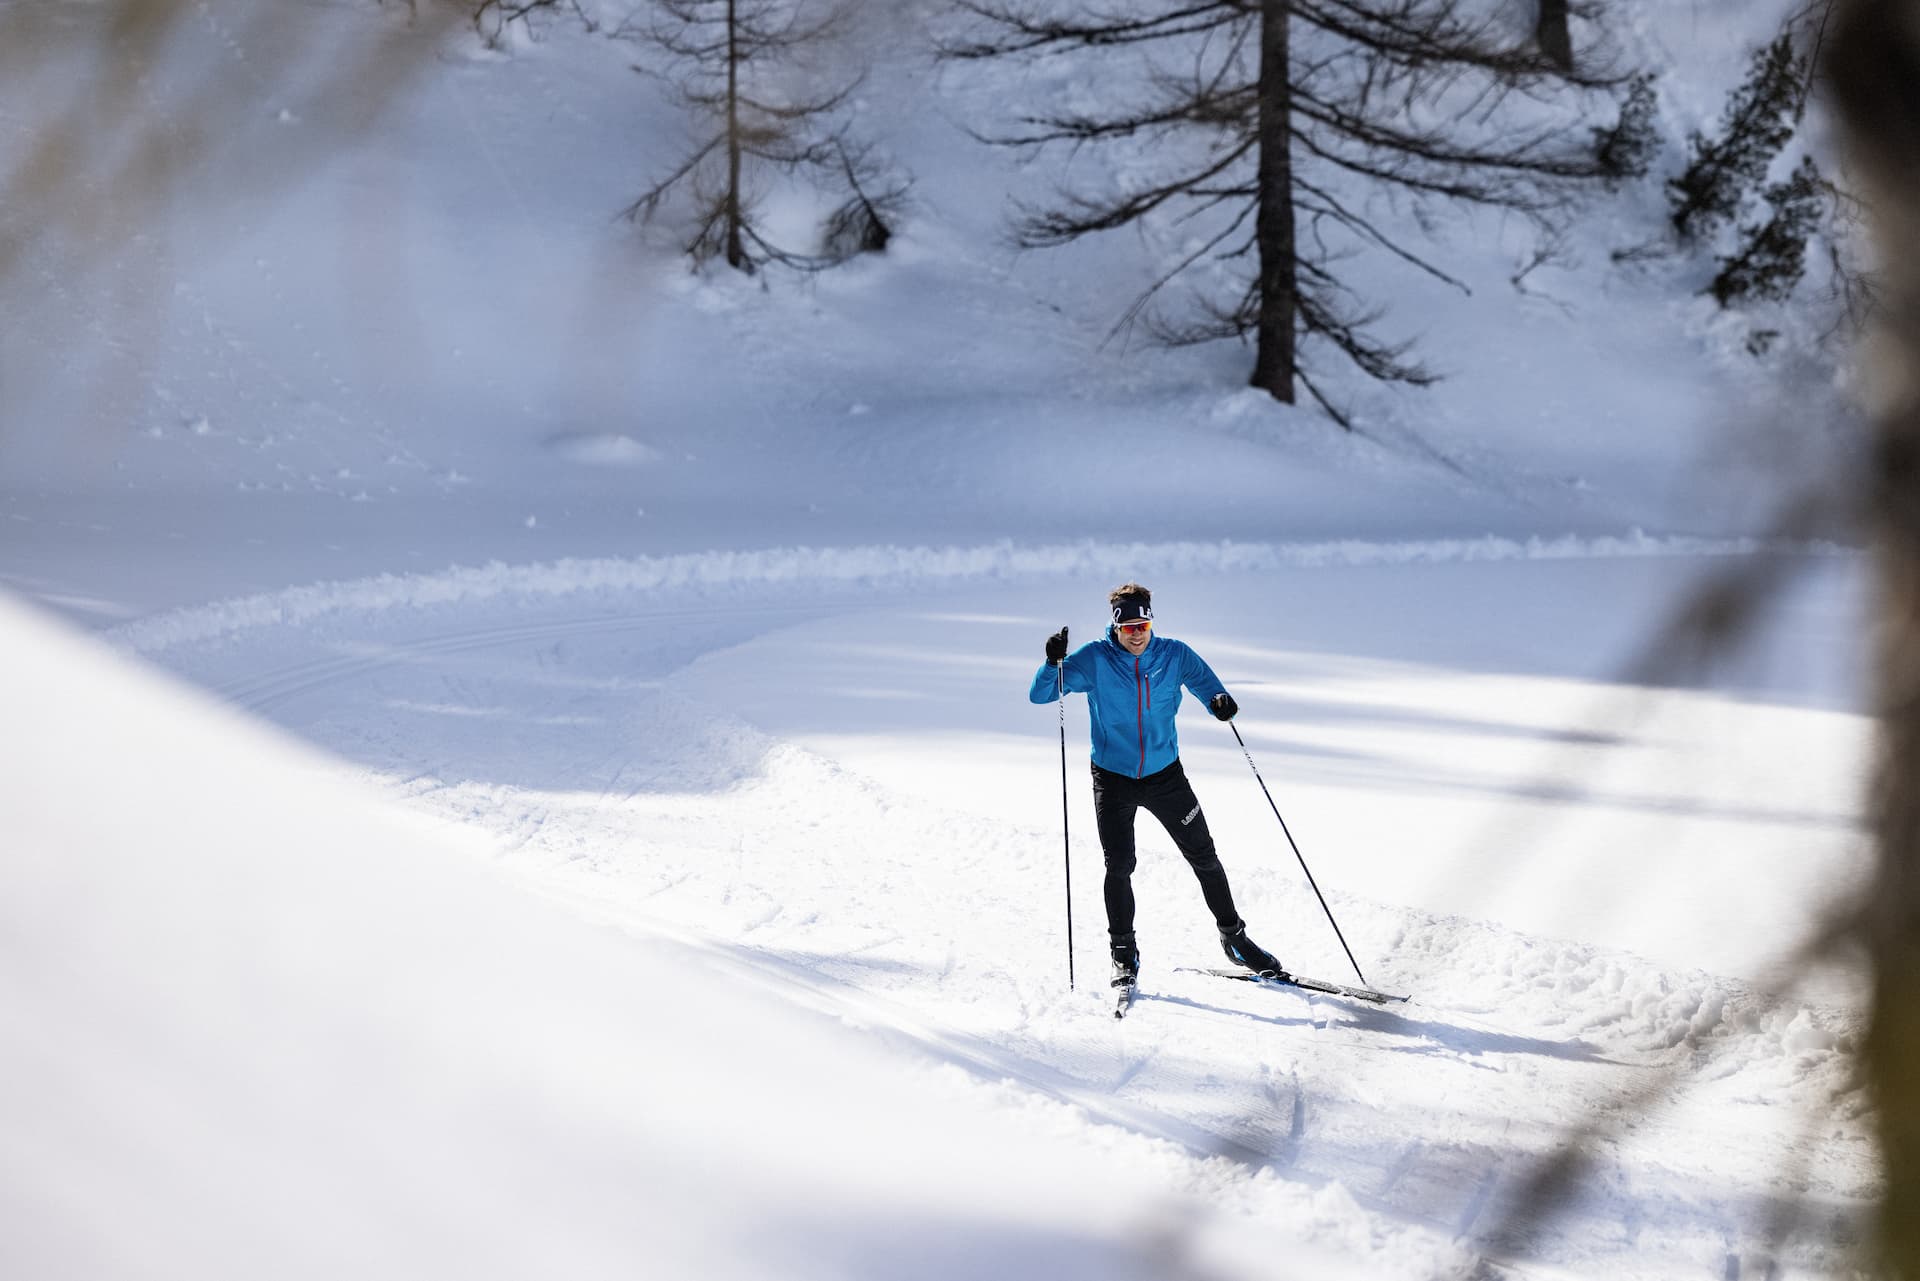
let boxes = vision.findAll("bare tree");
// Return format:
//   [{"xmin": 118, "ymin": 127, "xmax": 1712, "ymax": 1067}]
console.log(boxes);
[
  {"xmin": 944, "ymin": 0, "xmax": 1629, "ymax": 422},
  {"xmin": 1536, "ymin": 0, "xmax": 1572, "ymax": 71},
  {"xmin": 469, "ymin": 0, "xmax": 601, "ymax": 43},
  {"xmin": 821, "ymin": 138, "xmax": 911, "ymax": 258},
  {"xmin": 623, "ymin": 0, "xmax": 906, "ymax": 271}
]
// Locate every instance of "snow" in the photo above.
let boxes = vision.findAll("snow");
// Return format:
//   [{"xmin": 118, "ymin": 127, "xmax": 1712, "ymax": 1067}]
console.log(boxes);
[
  {"xmin": 102, "ymin": 531, "xmax": 1794, "ymax": 654},
  {"xmin": 4, "ymin": 594, "xmax": 1294, "ymax": 1281},
  {"xmin": 0, "ymin": 0, "xmax": 1876, "ymax": 1277}
]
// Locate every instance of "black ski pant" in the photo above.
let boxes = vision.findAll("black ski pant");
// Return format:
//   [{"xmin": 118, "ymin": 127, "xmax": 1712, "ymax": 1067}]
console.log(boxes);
[{"xmin": 1092, "ymin": 758, "xmax": 1242, "ymax": 946}]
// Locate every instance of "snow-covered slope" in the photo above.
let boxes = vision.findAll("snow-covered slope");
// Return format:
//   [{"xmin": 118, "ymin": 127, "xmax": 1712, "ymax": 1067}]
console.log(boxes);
[
  {"xmin": 83, "ymin": 533, "xmax": 1870, "ymax": 1277},
  {"xmin": 12, "ymin": 590, "xmax": 1388, "ymax": 1281},
  {"xmin": 0, "ymin": 0, "xmax": 1876, "ymax": 1275},
  {"xmin": 0, "ymin": 0, "xmax": 1846, "ymax": 621}
]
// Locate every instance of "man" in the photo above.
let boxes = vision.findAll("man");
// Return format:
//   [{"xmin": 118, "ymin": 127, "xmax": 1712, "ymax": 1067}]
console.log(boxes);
[{"xmin": 1029, "ymin": 582, "xmax": 1284, "ymax": 993}]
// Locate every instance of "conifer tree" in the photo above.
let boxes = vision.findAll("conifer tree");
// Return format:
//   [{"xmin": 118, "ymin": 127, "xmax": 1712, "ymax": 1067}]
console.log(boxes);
[
  {"xmin": 1708, "ymin": 155, "xmax": 1827, "ymax": 306},
  {"xmin": 1667, "ymin": 35, "xmax": 1804, "ymax": 243},
  {"xmin": 1593, "ymin": 73, "xmax": 1658, "ymax": 184},
  {"xmin": 945, "ymin": 0, "xmax": 1627, "ymax": 420}
]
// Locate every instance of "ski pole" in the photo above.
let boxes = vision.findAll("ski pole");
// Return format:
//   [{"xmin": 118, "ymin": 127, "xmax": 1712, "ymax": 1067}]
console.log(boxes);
[
  {"xmin": 1228, "ymin": 720, "xmax": 1369, "ymax": 987},
  {"xmin": 1058, "ymin": 643, "xmax": 1075, "ymax": 991}
]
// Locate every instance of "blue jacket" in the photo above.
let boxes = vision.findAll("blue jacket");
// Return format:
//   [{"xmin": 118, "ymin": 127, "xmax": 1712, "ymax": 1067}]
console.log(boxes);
[{"xmin": 1029, "ymin": 627, "xmax": 1229, "ymax": 778}]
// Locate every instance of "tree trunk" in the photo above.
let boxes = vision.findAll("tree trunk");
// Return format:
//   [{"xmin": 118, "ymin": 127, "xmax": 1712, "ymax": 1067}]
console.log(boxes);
[
  {"xmin": 1536, "ymin": 0, "xmax": 1573, "ymax": 71},
  {"xmin": 1829, "ymin": 1, "xmax": 1920, "ymax": 1272},
  {"xmin": 1249, "ymin": 0, "xmax": 1296, "ymax": 403},
  {"xmin": 724, "ymin": 0, "xmax": 746, "ymax": 270}
]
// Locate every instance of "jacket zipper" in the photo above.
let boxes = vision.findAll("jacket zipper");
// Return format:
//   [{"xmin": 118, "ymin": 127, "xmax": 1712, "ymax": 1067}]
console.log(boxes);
[{"xmin": 1135, "ymin": 657, "xmax": 1148, "ymax": 777}]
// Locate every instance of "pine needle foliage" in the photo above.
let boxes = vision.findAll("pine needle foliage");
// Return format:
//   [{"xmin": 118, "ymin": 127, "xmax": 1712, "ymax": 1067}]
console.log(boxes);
[
  {"xmin": 1708, "ymin": 154, "xmax": 1828, "ymax": 306},
  {"xmin": 943, "ymin": 0, "xmax": 1631, "ymax": 420},
  {"xmin": 1593, "ymin": 72, "xmax": 1659, "ymax": 185},
  {"xmin": 1667, "ymin": 35, "xmax": 1805, "ymax": 243}
]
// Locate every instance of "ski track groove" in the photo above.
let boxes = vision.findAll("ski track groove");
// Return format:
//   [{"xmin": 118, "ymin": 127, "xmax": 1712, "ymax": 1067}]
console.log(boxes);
[
  {"xmin": 209, "ymin": 604, "xmax": 816, "ymax": 712},
  {"xmin": 108, "ymin": 532, "xmax": 1822, "ymax": 659},
  {"xmin": 1109, "ymin": 1037, "xmax": 1158, "ymax": 1093},
  {"xmin": 546, "ymin": 892, "xmax": 1622, "ymax": 1278},
  {"xmin": 123, "ymin": 556, "xmax": 1874, "ymax": 1278},
  {"xmin": 1457, "ymin": 1162, "xmax": 1509, "ymax": 1238},
  {"xmin": 626, "ymin": 908, "xmax": 1294, "ymax": 1173},
  {"xmin": 1376, "ymin": 1139, "xmax": 1425, "ymax": 1200}
]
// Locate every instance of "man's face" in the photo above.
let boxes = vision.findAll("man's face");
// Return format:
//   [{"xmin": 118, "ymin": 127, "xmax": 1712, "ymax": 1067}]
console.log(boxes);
[{"xmin": 1116, "ymin": 619, "xmax": 1152, "ymax": 655}]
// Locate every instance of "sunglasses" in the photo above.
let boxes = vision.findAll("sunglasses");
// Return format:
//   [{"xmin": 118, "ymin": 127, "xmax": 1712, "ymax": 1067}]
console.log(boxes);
[{"xmin": 1116, "ymin": 621, "xmax": 1151, "ymax": 635}]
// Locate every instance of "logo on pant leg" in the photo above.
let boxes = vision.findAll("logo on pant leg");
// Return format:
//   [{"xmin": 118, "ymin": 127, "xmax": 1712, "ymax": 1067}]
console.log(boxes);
[{"xmin": 1182, "ymin": 804, "xmax": 1201, "ymax": 825}]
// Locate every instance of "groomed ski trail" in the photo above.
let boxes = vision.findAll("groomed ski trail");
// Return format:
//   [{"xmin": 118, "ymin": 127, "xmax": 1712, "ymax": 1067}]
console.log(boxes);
[
  {"xmin": 105, "ymin": 532, "xmax": 1814, "ymax": 657},
  {"xmin": 113, "ymin": 544, "xmax": 1875, "ymax": 1278}
]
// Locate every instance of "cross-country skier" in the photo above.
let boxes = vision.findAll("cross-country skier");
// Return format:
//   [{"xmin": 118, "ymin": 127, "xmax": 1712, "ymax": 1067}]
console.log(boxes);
[{"xmin": 1031, "ymin": 582, "xmax": 1285, "ymax": 994}]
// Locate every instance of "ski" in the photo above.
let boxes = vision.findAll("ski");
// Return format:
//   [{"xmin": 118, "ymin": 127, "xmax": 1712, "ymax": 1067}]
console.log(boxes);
[
  {"xmin": 1182, "ymin": 966, "xmax": 1409, "ymax": 1006},
  {"xmin": 1112, "ymin": 982, "xmax": 1137, "ymax": 1018}
]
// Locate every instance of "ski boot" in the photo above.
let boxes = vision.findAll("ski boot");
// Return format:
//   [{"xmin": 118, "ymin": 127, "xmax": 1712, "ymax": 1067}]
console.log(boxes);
[
  {"xmin": 1109, "ymin": 933, "xmax": 1140, "ymax": 988},
  {"xmin": 1220, "ymin": 923, "xmax": 1286, "ymax": 979}
]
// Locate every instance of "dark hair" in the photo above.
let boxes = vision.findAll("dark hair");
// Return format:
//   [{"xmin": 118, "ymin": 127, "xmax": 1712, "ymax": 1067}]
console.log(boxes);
[{"xmin": 1108, "ymin": 582, "xmax": 1151, "ymax": 608}]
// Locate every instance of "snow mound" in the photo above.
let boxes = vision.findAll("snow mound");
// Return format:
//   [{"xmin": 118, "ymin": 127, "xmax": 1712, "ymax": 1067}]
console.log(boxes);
[
  {"xmin": 3, "ymin": 588, "xmax": 1313, "ymax": 1281},
  {"xmin": 106, "ymin": 532, "xmax": 1801, "ymax": 655},
  {"xmin": 543, "ymin": 432, "xmax": 664, "ymax": 467}
]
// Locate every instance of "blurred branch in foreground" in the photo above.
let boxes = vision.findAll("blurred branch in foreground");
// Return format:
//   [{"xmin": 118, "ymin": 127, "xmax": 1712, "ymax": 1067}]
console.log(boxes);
[
  {"xmin": 0, "ymin": 0, "xmax": 454, "ymax": 456},
  {"xmin": 1828, "ymin": 1, "xmax": 1920, "ymax": 1274},
  {"xmin": 1484, "ymin": 1, "xmax": 1920, "ymax": 1274}
]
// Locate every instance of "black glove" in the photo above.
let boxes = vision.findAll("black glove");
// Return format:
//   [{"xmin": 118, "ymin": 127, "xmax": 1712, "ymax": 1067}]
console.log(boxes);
[
  {"xmin": 1209, "ymin": 692, "xmax": 1238, "ymax": 721},
  {"xmin": 1045, "ymin": 626, "xmax": 1069, "ymax": 666}
]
